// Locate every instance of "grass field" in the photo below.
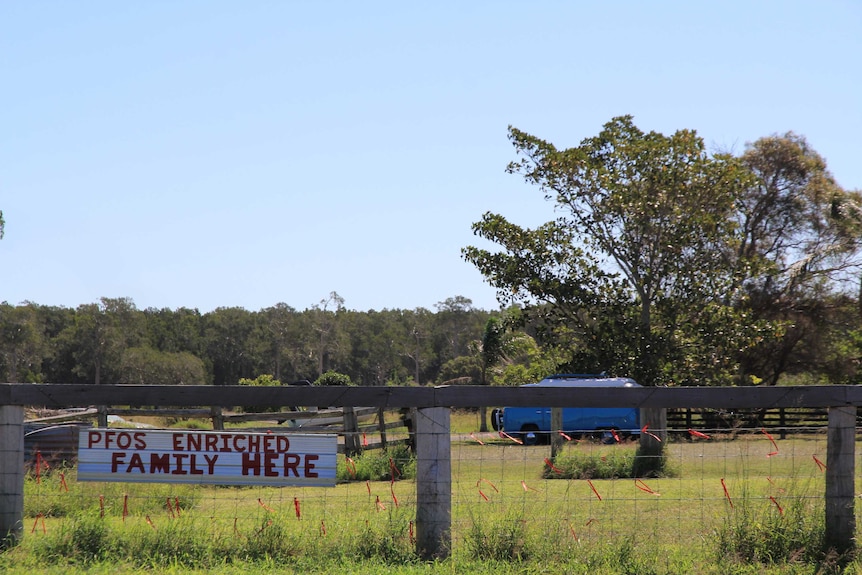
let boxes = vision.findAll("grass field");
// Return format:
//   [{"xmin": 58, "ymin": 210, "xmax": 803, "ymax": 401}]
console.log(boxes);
[{"xmin": 2, "ymin": 417, "xmax": 860, "ymax": 574}]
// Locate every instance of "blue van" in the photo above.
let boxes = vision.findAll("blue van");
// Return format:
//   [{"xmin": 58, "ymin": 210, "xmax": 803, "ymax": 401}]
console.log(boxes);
[{"xmin": 491, "ymin": 374, "xmax": 641, "ymax": 444}]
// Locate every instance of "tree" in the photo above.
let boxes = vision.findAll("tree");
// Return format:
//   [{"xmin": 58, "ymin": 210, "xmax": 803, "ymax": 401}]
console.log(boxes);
[
  {"xmin": 0, "ymin": 209, "xmax": 4, "ymax": 239},
  {"xmin": 342, "ymin": 309, "xmax": 409, "ymax": 385},
  {"xmin": 437, "ymin": 355, "xmax": 481, "ymax": 386},
  {"xmin": 394, "ymin": 307, "xmax": 434, "ymax": 385},
  {"xmin": 202, "ymin": 307, "xmax": 258, "ymax": 385},
  {"xmin": 120, "ymin": 347, "xmax": 207, "ymax": 385},
  {"xmin": 308, "ymin": 292, "xmax": 348, "ymax": 378},
  {"xmin": 0, "ymin": 303, "xmax": 42, "ymax": 382},
  {"xmin": 143, "ymin": 307, "xmax": 204, "ymax": 356},
  {"xmin": 478, "ymin": 317, "xmax": 505, "ymax": 431},
  {"xmin": 33, "ymin": 304, "xmax": 76, "ymax": 383},
  {"xmin": 68, "ymin": 298, "xmax": 143, "ymax": 384},
  {"xmin": 732, "ymin": 133, "xmax": 862, "ymax": 385},
  {"xmin": 314, "ymin": 370, "xmax": 353, "ymax": 386},
  {"xmin": 464, "ymin": 116, "xmax": 758, "ymax": 387},
  {"xmin": 433, "ymin": 296, "xmax": 476, "ymax": 359},
  {"xmin": 261, "ymin": 303, "xmax": 303, "ymax": 382}
]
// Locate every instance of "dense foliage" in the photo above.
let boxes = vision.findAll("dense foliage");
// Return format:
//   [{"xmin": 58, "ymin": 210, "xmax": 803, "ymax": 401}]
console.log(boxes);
[
  {"xmin": 0, "ymin": 295, "xmax": 507, "ymax": 386},
  {"xmin": 464, "ymin": 117, "xmax": 862, "ymax": 387}
]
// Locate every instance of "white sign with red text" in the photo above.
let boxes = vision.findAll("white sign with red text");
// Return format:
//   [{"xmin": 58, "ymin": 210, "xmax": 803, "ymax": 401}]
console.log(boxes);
[{"xmin": 78, "ymin": 429, "xmax": 337, "ymax": 487}]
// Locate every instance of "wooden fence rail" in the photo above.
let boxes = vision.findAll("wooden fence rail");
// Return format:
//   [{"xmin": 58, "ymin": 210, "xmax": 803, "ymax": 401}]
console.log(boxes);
[{"xmin": 2, "ymin": 383, "xmax": 860, "ymax": 558}]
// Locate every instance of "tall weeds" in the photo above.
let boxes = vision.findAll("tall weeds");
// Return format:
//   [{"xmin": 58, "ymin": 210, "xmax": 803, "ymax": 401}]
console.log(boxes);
[{"xmin": 715, "ymin": 479, "xmax": 830, "ymax": 566}]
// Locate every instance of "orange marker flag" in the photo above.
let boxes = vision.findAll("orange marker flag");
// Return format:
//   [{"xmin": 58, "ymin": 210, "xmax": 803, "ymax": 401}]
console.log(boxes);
[
  {"xmin": 499, "ymin": 431, "xmax": 523, "ymax": 445},
  {"xmin": 720, "ymin": 478, "xmax": 733, "ymax": 508},
  {"xmin": 769, "ymin": 496, "xmax": 784, "ymax": 515},
  {"xmin": 31, "ymin": 513, "xmax": 46, "ymax": 534},
  {"xmin": 635, "ymin": 479, "xmax": 660, "ymax": 496},
  {"xmin": 813, "ymin": 455, "xmax": 827, "ymax": 472},
  {"xmin": 641, "ymin": 424, "xmax": 662, "ymax": 442},
  {"xmin": 587, "ymin": 480, "xmax": 602, "ymax": 501},
  {"xmin": 544, "ymin": 458, "xmax": 564, "ymax": 474},
  {"xmin": 761, "ymin": 428, "xmax": 778, "ymax": 451}
]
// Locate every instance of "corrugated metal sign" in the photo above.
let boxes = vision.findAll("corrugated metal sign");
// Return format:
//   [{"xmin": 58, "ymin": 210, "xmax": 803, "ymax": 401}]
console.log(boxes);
[{"xmin": 78, "ymin": 429, "xmax": 337, "ymax": 487}]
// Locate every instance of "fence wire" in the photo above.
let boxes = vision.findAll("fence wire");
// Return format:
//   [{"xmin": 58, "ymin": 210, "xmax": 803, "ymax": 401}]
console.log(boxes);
[
  {"xmin": 22, "ymin": 425, "xmax": 845, "ymax": 563},
  {"xmin": 451, "ymin": 427, "xmax": 833, "ymax": 557}
]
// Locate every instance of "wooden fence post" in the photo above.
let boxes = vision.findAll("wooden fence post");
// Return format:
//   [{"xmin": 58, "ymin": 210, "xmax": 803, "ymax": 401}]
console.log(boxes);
[
  {"xmin": 377, "ymin": 407, "xmax": 388, "ymax": 449},
  {"xmin": 415, "ymin": 406, "xmax": 451, "ymax": 560},
  {"xmin": 210, "ymin": 406, "xmax": 225, "ymax": 430},
  {"xmin": 637, "ymin": 407, "xmax": 666, "ymax": 475},
  {"xmin": 550, "ymin": 407, "xmax": 563, "ymax": 459},
  {"xmin": 342, "ymin": 406, "xmax": 360, "ymax": 456},
  {"xmin": 825, "ymin": 406, "xmax": 856, "ymax": 553},
  {"xmin": 97, "ymin": 405, "xmax": 108, "ymax": 428},
  {"xmin": 0, "ymin": 405, "xmax": 24, "ymax": 547}
]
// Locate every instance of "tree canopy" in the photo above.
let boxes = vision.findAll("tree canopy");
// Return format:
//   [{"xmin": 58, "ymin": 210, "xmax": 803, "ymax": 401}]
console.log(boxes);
[
  {"xmin": 464, "ymin": 117, "xmax": 862, "ymax": 387},
  {"xmin": 732, "ymin": 133, "xmax": 862, "ymax": 385},
  {"xmin": 0, "ymin": 296, "xmax": 505, "ymax": 388}
]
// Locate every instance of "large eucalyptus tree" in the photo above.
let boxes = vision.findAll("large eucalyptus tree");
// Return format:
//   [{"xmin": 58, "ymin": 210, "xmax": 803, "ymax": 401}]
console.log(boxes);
[
  {"xmin": 733, "ymin": 133, "xmax": 862, "ymax": 385},
  {"xmin": 464, "ymin": 116, "xmax": 759, "ymax": 386}
]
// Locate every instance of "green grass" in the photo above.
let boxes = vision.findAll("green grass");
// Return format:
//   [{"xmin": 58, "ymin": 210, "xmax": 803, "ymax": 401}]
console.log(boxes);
[
  {"xmin": 337, "ymin": 444, "xmax": 416, "ymax": 482},
  {"xmin": 4, "ymin": 432, "xmax": 859, "ymax": 574}
]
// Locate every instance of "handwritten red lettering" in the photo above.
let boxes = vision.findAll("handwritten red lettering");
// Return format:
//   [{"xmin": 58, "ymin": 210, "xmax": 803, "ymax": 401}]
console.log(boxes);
[
  {"xmin": 127, "ymin": 452, "xmax": 145, "ymax": 473},
  {"xmin": 283, "ymin": 453, "xmax": 300, "ymax": 477},
  {"xmin": 264, "ymin": 453, "xmax": 278, "ymax": 477},
  {"xmin": 150, "ymin": 453, "xmax": 170, "ymax": 473},
  {"xmin": 171, "ymin": 453, "xmax": 189, "ymax": 475},
  {"xmin": 304, "ymin": 454, "xmax": 319, "ymax": 478},
  {"xmin": 242, "ymin": 453, "xmax": 261, "ymax": 475}
]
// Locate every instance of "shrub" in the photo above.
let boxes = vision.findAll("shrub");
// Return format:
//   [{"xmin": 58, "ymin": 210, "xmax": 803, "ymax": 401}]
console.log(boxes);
[
  {"xmin": 31, "ymin": 511, "xmax": 110, "ymax": 563},
  {"xmin": 464, "ymin": 511, "xmax": 529, "ymax": 561},
  {"xmin": 337, "ymin": 444, "xmax": 415, "ymax": 482},
  {"xmin": 314, "ymin": 371, "xmax": 353, "ymax": 386},
  {"xmin": 351, "ymin": 509, "xmax": 417, "ymax": 564},
  {"xmin": 715, "ymin": 482, "xmax": 828, "ymax": 566},
  {"xmin": 237, "ymin": 374, "xmax": 283, "ymax": 413},
  {"xmin": 544, "ymin": 445, "xmax": 673, "ymax": 479}
]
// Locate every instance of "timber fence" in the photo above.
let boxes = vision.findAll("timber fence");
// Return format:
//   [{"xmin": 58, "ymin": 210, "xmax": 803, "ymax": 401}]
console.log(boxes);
[{"xmin": 1, "ymin": 383, "xmax": 861, "ymax": 560}]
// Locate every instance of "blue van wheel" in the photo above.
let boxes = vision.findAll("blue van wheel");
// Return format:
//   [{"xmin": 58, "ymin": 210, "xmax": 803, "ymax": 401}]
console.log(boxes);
[{"xmin": 520, "ymin": 424, "xmax": 541, "ymax": 445}]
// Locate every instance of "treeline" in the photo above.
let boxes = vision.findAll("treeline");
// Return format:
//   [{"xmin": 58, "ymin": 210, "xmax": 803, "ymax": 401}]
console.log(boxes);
[
  {"xmin": 2, "ymin": 289, "xmax": 862, "ymax": 389},
  {"xmin": 0, "ymin": 294, "xmax": 500, "ymax": 387},
  {"xmin": 4, "ymin": 285, "xmax": 862, "ymax": 391}
]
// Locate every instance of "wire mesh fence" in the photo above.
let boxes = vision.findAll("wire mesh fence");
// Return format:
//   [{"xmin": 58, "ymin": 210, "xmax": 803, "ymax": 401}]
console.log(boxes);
[
  {"xmin": 451, "ymin": 427, "xmax": 833, "ymax": 559},
  {"xmin": 21, "ymin": 424, "xmax": 842, "ymax": 566}
]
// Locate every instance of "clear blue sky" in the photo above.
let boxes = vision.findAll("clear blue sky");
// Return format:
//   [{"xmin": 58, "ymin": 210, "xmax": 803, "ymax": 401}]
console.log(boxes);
[{"xmin": 2, "ymin": 1, "xmax": 860, "ymax": 313}]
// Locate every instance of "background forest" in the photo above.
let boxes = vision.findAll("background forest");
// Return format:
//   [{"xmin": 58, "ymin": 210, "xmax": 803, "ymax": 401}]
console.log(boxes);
[{"xmin": 0, "ymin": 294, "xmax": 517, "ymax": 388}]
